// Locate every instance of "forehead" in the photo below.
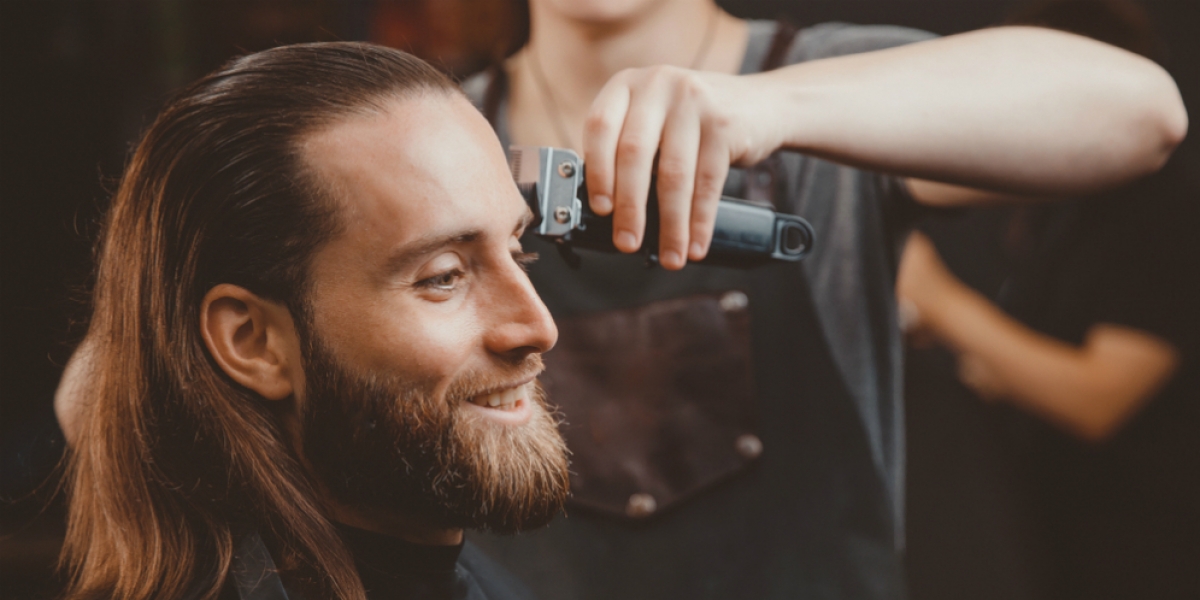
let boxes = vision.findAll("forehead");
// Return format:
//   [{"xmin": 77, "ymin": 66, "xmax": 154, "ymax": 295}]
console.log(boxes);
[{"xmin": 300, "ymin": 92, "xmax": 521, "ymax": 244}]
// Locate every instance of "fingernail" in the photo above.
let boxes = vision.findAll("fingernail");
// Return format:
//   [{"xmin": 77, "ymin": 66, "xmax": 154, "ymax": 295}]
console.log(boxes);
[
  {"xmin": 662, "ymin": 250, "xmax": 683, "ymax": 268},
  {"xmin": 592, "ymin": 194, "xmax": 612, "ymax": 213},
  {"xmin": 616, "ymin": 230, "xmax": 638, "ymax": 251},
  {"xmin": 690, "ymin": 241, "xmax": 705, "ymax": 258}
]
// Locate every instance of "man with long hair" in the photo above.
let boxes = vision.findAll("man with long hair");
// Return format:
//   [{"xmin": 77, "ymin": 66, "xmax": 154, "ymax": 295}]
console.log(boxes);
[{"xmin": 60, "ymin": 42, "xmax": 568, "ymax": 600}]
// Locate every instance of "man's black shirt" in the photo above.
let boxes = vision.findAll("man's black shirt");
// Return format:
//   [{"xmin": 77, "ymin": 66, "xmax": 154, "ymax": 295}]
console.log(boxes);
[
  {"xmin": 222, "ymin": 525, "xmax": 536, "ymax": 600},
  {"xmin": 337, "ymin": 524, "xmax": 535, "ymax": 600}
]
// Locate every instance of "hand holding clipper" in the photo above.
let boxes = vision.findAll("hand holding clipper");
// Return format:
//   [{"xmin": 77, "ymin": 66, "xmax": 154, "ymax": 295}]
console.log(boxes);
[{"xmin": 510, "ymin": 146, "xmax": 813, "ymax": 268}]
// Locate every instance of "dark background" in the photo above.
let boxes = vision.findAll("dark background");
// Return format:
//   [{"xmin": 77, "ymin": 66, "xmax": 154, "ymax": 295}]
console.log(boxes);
[{"xmin": 2, "ymin": 1, "xmax": 1196, "ymax": 598}]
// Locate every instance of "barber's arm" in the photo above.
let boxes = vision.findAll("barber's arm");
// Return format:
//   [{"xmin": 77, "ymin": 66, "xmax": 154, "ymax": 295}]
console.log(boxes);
[
  {"xmin": 582, "ymin": 26, "xmax": 1187, "ymax": 268},
  {"xmin": 896, "ymin": 232, "xmax": 1180, "ymax": 442}
]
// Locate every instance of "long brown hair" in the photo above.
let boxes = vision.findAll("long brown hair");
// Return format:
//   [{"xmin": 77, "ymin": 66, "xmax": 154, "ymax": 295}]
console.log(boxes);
[{"xmin": 61, "ymin": 42, "xmax": 454, "ymax": 600}]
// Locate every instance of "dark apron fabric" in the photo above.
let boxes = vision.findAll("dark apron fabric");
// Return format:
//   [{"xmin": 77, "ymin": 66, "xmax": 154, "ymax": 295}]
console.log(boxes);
[{"xmin": 462, "ymin": 20, "xmax": 937, "ymax": 599}]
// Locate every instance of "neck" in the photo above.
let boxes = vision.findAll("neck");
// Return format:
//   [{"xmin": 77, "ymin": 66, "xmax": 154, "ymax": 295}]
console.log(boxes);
[
  {"xmin": 329, "ymin": 503, "xmax": 464, "ymax": 547},
  {"xmin": 508, "ymin": 0, "xmax": 747, "ymax": 150}
]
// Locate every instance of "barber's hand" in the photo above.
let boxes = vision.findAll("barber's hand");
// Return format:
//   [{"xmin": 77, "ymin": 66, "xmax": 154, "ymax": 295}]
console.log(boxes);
[{"xmin": 582, "ymin": 66, "xmax": 780, "ymax": 270}]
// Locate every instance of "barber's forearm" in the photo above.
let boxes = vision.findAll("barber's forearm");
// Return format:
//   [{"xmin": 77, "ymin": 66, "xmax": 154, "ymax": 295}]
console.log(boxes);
[{"xmin": 751, "ymin": 26, "xmax": 1187, "ymax": 195}]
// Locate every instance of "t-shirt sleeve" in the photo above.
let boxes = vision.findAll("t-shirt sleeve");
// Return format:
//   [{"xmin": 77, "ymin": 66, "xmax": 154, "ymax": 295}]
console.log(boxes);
[{"xmin": 789, "ymin": 22, "xmax": 938, "ymax": 62}]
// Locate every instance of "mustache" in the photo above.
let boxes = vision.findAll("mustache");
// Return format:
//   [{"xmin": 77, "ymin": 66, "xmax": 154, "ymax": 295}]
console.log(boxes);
[{"xmin": 443, "ymin": 354, "xmax": 546, "ymax": 404}]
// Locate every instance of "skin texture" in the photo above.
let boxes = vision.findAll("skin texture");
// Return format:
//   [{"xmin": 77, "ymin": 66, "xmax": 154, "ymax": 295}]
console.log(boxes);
[
  {"xmin": 199, "ymin": 93, "xmax": 560, "ymax": 544},
  {"xmin": 510, "ymin": 0, "xmax": 1187, "ymax": 269},
  {"xmin": 896, "ymin": 231, "xmax": 1181, "ymax": 442}
]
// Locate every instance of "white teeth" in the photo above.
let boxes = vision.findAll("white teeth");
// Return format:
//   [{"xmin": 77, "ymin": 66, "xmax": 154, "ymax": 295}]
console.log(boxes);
[{"xmin": 476, "ymin": 384, "xmax": 524, "ymax": 409}]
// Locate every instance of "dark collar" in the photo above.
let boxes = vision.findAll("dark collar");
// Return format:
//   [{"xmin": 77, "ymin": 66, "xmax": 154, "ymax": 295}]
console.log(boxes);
[{"xmin": 334, "ymin": 523, "xmax": 464, "ymax": 582}]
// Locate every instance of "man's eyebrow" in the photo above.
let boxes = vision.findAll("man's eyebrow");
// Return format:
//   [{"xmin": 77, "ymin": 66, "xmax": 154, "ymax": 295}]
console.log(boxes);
[
  {"xmin": 383, "ymin": 230, "xmax": 482, "ymax": 276},
  {"xmin": 384, "ymin": 210, "xmax": 534, "ymax": 277}
]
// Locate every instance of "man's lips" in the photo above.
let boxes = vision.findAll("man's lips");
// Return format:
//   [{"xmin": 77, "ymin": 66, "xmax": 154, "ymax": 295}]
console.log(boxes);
[{"xmin": 461, "ymin": 379, "xmax": 536, "ymax": 425}]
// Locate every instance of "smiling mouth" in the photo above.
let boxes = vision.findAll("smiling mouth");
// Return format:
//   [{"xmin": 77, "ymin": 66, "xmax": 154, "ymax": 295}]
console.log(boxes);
[{"xmin": 470, "ymin": 384, "xmax": 526, "ymax": 411}]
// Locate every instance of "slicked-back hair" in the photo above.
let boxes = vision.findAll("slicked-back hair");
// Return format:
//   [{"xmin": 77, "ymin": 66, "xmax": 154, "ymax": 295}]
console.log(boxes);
[{"xmin": 62, "ymin": 42, "xmax": 455, "ymax": 600}]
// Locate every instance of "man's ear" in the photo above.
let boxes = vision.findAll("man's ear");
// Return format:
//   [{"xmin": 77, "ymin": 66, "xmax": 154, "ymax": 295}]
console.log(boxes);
[{"xmin": 200, "ymin": 284, "xmax": 301, "ymax": 401}]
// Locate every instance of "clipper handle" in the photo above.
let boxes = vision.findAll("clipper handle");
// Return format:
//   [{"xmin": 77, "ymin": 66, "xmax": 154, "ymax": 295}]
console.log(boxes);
[
  {"xmin": 705, "ymin": 198, "xmax": 813, "ymax": 266},
  {"xmin": 563, "ymin": 195, "xmax": 813, "ymax": 268}
]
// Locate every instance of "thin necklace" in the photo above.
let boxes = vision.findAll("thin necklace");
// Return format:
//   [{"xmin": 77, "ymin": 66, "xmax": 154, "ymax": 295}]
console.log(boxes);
[{"xmin": 526, "ymin": 6, "xmax": 721, "ymax": 150}]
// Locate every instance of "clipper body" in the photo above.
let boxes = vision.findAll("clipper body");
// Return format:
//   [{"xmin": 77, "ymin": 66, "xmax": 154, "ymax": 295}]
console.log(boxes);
[{"xmin": 510, "ymin": 146, "xmax": 814, "ymax": 268}]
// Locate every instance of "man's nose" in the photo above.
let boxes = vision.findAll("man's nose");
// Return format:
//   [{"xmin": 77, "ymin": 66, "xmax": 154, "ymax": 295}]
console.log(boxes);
[{"xmin": 483, "ymin": 261, "xmax": 557, "ymax": 359}]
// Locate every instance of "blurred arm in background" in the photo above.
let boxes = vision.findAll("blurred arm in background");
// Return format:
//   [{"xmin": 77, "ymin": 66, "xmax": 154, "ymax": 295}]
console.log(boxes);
[{"xmin": 896, "ymin": 231, "xmax": 1180, "ymax": 441}]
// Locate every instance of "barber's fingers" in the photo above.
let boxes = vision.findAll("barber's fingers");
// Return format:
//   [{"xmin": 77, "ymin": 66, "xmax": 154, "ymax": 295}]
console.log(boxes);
[
  {"xmin": 583, "ymin": 81, "xmax": 631, "ymax": 217},
  {"xmin": 689, "ymin": 120, "xmax": 731, "ymax": 261},
  {"xmin": 655, "ymin": 102, "xmax": 702, "ymax": 270},
  {"xmin": 585, "ymin": 67, "xmax": 745, "ymax": 261},
  {"xmin": 611, "ymin": 87, "xmax": 673, "ymax": 253}
]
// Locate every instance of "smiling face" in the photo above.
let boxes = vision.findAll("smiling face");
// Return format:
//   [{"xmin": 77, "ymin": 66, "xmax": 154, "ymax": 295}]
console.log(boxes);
[{"xmin": 293, "ymin": 92, "xmax": 569, "ymax": 534}]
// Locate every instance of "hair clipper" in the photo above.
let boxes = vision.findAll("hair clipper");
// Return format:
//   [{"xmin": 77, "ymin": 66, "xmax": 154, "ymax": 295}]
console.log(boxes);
[{"xmin": 508, "ymin": 146, "xmax": 814, "ymax": 268}]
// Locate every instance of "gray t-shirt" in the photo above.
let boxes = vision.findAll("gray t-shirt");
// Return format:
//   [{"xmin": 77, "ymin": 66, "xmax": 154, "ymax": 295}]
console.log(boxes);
[{"xmin": 463, "ymin": 20, "xmax": 936, "ymax": 600}]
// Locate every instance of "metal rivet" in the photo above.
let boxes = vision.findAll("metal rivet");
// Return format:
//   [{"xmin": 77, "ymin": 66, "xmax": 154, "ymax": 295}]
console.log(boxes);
[
  {"xmin": 625, "ymin": 493, "xmax": 657, "ymax": 518},
  {"xmin": 557, "ymin": 161, "xmax": 576, "ymax": 178},
  {"xmin": 735, "ymin": 434, "xmax": 763, "ymax": 460},
  {"xmin": 719, "ymin": 290, "xmax": 749, "ymax": 312},
  {"xmin": 553, "ymin": 206, "xmax": 572, "ymax": 224}
]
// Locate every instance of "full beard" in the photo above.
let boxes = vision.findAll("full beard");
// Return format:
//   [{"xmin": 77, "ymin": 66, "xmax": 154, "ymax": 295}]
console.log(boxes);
[{"xmin": 299, "ymin": 335, "xmax": 570, "ymax": 534}]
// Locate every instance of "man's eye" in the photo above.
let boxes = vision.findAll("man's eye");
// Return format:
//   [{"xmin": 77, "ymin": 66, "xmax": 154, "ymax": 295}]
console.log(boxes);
[
  {"xmin": 513, "ymin": 251, "xmax": 539, "ymax": 271},
  {"xmin": 415, "ymin": 269, "xmax": 465, "ymax": 291}
]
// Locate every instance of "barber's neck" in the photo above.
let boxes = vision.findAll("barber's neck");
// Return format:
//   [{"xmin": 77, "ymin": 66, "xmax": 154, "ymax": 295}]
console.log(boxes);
[
  {"xmin": 329, "ymin": 502, "xmax": 464, "ymax": 546},
  {"xmin": 510, "ymin": 0, "xmax": 746, "ymax": 149}
]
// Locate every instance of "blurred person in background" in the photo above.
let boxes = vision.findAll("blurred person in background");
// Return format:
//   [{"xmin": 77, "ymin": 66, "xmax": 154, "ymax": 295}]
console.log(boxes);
[
  {"xmin": 57, "ymin": 43, "xmax": 570, "ymax": 600},
  {"xmin": 451, "ymin": 0, "xmax": 1188, "ymax": 598},
  {"xmin": 897, "ymin": 2, "xmax": 1199, "ymax": 598}
]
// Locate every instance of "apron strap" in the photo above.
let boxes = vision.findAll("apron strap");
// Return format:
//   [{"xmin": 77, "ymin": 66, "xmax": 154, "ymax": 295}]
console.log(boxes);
[{"xmin": 760, "ymin": 20, "xmax": 800, "ymax": 73}]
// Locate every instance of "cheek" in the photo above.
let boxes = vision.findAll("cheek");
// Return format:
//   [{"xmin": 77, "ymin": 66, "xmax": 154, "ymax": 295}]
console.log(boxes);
[{"xmin": 317, "ymin": 293, "xmax": 484, "ymax": 383}]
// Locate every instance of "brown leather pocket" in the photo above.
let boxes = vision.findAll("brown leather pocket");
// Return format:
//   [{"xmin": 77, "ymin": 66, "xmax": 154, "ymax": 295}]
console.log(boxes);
[{"xmin": 542, "ymin": 290, "xmax": 761, "ymax": 519}]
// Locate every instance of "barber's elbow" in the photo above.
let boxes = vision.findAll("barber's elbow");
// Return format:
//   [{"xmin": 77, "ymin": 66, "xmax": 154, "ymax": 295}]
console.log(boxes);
[
  {"xmin": 1066, "ymin": 410, "xmax": 1125, "ymax": 443},
  {"xmin": 1131, "ymin": 66, "xmax": 1188, "ymax": 176},
  {"xmin": 1149, "ymin": 92, "xmax": 1188, "ymax": 168},
  {"xmin": 1059, "ymin": 386, "xmax": 1150, "ymax": 443}
]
